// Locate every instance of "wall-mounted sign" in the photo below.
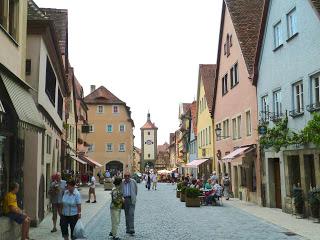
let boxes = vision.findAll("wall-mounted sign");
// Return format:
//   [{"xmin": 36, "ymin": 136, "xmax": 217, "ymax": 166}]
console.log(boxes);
[{"xmin": 258, "ymin": 125, "xmax": 267, "ymax": 135}]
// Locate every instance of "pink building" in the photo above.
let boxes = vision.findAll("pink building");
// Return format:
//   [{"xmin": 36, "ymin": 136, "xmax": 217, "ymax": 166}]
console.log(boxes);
[{"xmin": 212, "ymin": 0, "xmax": 265, "ymax": 204}]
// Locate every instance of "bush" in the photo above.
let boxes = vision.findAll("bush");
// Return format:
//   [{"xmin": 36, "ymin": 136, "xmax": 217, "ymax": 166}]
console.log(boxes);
[
  {"xmin": 180, "ymin": 186, "xmax": 187, "ymax": 194},
  {"xmin": 186, "ymin": 188, "xmax": 201, "ymax": 198},
  {"xmin": 177, "ymin": 182, "xmax": 183, "ymax": 191}
]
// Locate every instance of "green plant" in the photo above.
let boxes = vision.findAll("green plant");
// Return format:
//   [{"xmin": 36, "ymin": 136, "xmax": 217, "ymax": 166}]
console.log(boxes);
[
  {"xmin": 301, "ymin": 113, "xmax": 320, "ymax": 147},
  {"xmin": 177, "ymin": 182, "xmax": 183, "ymax": 191},
  {"xmin": 186, "ymin": 187, "xmax": 201, "ymax": 198},
  {"xmin": 293, "ymin": 187, "xmax": 304, "ymax": 215},
  {"xmin": 180, "ymin": 186, "xmax": 187, "ymax": 194}
]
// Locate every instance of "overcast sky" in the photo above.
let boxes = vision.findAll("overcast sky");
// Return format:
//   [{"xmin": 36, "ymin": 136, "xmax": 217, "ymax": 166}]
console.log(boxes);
[{"xmin": 35, "ymin": 0, "xmax": 222, "ymax": 146}]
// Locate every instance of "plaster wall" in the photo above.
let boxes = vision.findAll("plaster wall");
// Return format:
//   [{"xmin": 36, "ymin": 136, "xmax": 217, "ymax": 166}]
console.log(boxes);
[{"xmin": 143, "ymin": 130, "xmax": 156, "ymax": 160}]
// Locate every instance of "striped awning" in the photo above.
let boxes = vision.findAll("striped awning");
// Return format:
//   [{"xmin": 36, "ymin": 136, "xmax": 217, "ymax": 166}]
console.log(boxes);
[
  {"xmin": 80, "ymin": 155, "xmax": 103, "ymax": 168},
  {"xmin": 70, "ymin": 155, "xmax": 87, "ymax": 165},
  {"xmin": 0, "ymin": 71, "xmax": 44, "ymax": 130}
]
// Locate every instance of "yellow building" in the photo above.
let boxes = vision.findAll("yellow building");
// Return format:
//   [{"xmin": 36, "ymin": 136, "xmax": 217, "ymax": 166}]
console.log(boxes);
[
  {"xmin": 195, "ymin": 64, "xmax": 217, "ymax": 176},
  {"xmin": 84, "ymin": 85, "xmax": 135, "ymax": 175}
]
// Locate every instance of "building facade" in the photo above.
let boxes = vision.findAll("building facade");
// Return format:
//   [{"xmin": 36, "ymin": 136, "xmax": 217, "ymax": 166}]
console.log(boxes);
[
  {"xmin": 255, "ymin": 0, "xmax": 320, "ymax": 212},
  {"xmin": 213, "ymin": 0, "xmax": 264, "ymax": 204},
  {"xmin": 186, "ymin": 101, "xmax": 198, "ymax": 177},
  {"xmin": 156, "ymin": 143, "xmax": 170, "ymax": 170},
  {"xmin": 85, "ymin": 86, "xmax": 134, "ymax": 175},
  {"xmin": 140, "ymin": 113, "xmax": 158, "ymax": 172}
]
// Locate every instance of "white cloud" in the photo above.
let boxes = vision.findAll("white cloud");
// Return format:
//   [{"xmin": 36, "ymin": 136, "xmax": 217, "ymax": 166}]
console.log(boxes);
[{"xmin": 34, "ymin": 0, "xmax": 222, "ymax": 146}]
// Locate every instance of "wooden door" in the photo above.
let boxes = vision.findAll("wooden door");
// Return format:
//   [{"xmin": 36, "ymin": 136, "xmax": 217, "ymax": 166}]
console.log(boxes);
[{"xmin": 274, "ymin": 158, "xmax": 282, "ymax": 208}]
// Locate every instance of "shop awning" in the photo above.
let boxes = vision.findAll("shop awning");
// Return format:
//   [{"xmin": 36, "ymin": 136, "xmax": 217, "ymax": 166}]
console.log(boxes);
[
  {"xmin": 185, "ymin": 158, "xmax": 209, "ymax": 168},
  {"xmin": 70, "ymin": 155, "xmax": 87, "ymax": 165},
  {"xmin": 222, "ymin": 147, "xmax": 250, "ymax": 161},
  {"xmin": 0, "ymin": 71, "xmax": 44, "ymax": 130},
  {"xmin": 80, "ymin": 155, "xmax": 103, "ymax": 167}
]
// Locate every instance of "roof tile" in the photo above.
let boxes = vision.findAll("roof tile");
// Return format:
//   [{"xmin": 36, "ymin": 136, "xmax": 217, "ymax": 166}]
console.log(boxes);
[
  {"xmin": 84, "ymin": 86, "xmax": 124, "ymax": 105},
  {"xmin": 199, "ymin": 64, "xmax": 216, "ymax": 113}
]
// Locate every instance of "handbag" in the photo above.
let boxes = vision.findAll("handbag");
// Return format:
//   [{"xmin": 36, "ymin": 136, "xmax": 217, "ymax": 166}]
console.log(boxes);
[{"xmin": 73, "ymin": 220, "xmax": 86, "ymax": 239}]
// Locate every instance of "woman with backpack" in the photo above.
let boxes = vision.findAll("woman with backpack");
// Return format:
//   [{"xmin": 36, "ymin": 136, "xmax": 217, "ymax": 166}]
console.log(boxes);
[{"xmin": 222, "ymin": 173, "xmax": 230, "ymax": 200}]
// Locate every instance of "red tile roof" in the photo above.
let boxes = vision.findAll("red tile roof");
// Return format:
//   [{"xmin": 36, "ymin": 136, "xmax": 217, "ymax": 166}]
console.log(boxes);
[
  {"xmin": 199, "ymin": 64, "xmax": 216, "ymax": 114},
  {"xmin": 311, "ymin": 0, "xmax": 320, "ymax": 16},
  {"xmin": 158, "ymin": 143, "xmax": 169, "ymax": 153},
  {"xmin": 225, "ymin": 0, "xmax": 265, "ymax": 77},
  {"xmin": 141, "ymin": 120, "xmax": 158, "ymax": 130},
  {"xmin": 84, "ymin": 86, "xmax": 124, "ymax": 105}
]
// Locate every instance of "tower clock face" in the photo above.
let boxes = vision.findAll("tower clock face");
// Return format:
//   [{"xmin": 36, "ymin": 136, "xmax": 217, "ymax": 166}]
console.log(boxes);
[{"xmin": 146, "ymin": 140, "xmax": 153, "ymax": 145}]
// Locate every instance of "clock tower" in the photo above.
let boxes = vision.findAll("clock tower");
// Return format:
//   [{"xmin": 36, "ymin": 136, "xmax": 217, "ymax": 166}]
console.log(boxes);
[{"xmin": 140, "ymin": 112, "xmax": 158, "ymax": 172}]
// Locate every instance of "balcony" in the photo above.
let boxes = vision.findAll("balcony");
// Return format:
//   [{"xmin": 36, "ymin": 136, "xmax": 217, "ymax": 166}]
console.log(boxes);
[
  {"xmin": 306, "ymin": 102, "xmax": 320, "ymax": 113},
  {"xmin": 289, "ymin": 108, "xmax": 304, "ymax": 118},
  {"xmin": 269, "ymin": 112, "xmax": 284, "ymax": 122},
  {"xmin": 259, "ymin": 111, "xmax": 270, "ymax": 125}
]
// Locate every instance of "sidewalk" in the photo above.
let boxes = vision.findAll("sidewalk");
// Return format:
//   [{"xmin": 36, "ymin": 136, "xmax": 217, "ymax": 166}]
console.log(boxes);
[
  {"xmin": 29, "ymin": 184, "xmax": 110, "ymax": 240},
  {"xmin": 224, "ymin": 199, "xmax": 320, "ymax": 240}
]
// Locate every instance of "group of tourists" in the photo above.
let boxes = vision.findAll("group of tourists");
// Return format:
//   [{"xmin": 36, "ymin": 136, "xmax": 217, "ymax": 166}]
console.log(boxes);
[{"xmin": 143, "ymin": 171, "xmax": 158, "ymax": 190}]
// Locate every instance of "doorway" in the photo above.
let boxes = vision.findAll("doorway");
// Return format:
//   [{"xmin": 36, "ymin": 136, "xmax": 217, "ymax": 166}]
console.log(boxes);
[{"xmin": 274, "ymin": 158, "xmax": 282, "ymax": 209}]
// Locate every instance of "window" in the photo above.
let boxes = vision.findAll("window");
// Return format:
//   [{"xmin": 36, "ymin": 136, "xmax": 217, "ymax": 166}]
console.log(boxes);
[
  {"xmin": 312, "ymin": 74, "xmax": 320, "ymax": 105},
  {"xmin": 222, "ymin": 74, "xmax": 228, "ymax": 95},
  {"xmin": 225, "ymin": 34, "xmax": 231, "ymax": 56},
  {"xmin": 0, "ymin": 0, "xmax": 5, "ymax": 27},
  {"xmin": 57, "ymin": 90, "xmax": 63, "ymax": 119},
  {"xmin": 230, "ymin": 63, "xmax": 239, "ymax": 87},
  {"xmin": 237, "ymin": 115, "xmax": 241, "ymax": 139},
  {"xmin": 26, "ymin": 59, "xmax": 31, "ymax": 75},
  {"xmin": 97, "ymin": 105, "xmax": 104, "ymax": 114},
  {"xmin": 148, "ymin": 154, "xmax": 151, "ymax": 158},
  {"xmin": 106, "ymin": 143, "xmax": 113, "ymax": 152},
  {"xmin": 205, "ymin": 128, "xmax": 208, "ymax": 145},
  {"xmin": 46, "ymin": 135, "xmax": 52, "ymax": 154},
  {"xmin": 45, "ymin": 57, "xmax": 56, "ymax": 105},
  {"xmin": 232, "ymin": 118, "xmax": 237, "ymax": 140},
  {"xmin": 148, "ymin": 131, "xmax": 150, "ymax": 135},
  {"xmin": 120, "ymin": 124, "xmax": 126, "ymax": 132},
  {"xmin": 246, "ymin": 111, "xmax": 252, "ymax": 136},
  {"xmin": 222, "ymin": 119, "xmax": 229, "ymax": 138},
  {"xmin": 287, "ymin": 8, "xmax": 297, "ymax": 38},
  {"xmin": 209, "ymin": 126, "xmax": 211, "ymax": 144},
  {"xmin": 112, "ymin": 105, "xmax": 119, "ymax": 114},
  {"xmin": 274, "ymin": 21, "xmax": 282, "ymax": 48},
  {"xmin": 88, "ymin": 144, "xmax": 95, "ymax": 152},
  {"xmin": 88, "ymin": 125, "xmax": 94, "ymax": 133},
  {"xmin": 216, "ymin": 123, "xmax": 221, "ymax": 141},
  {"xmin": 0, "ymin": 0, "xmax": 19, "ymax": 40},
  {"xmin": 106, "ymin": 124, "xmax": 113, "ymax": 133},
  {"xmin": 273, "ymin": 90, "xmax": 282, "ymax": 116},
  {"xmin": 261, "ymin": 95, "xmax": 269, "ymax": 121},
  {"xmin": 119, "ymin": 143, "xmax": 125, "ymax": 152},
  {"xmin": 293, "ymin": 82, "xmax": 303, "ymax": 113}
]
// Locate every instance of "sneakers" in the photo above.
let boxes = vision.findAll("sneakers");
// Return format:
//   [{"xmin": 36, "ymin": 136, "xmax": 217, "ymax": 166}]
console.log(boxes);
[
  {"xmin": 50, "ymin": 228, "xmax": 57, "ymax": 233},
  {"xmin": 92, "ymin": 200, "xmax": 97, "ymax": 203},
  {"xmin": 85, "ymin": 200, "xmax": 90, "ymax": 203}
]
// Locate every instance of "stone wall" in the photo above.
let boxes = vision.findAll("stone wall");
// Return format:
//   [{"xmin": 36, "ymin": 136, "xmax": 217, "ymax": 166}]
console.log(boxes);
[{"xmin": 0, "ymin": 217, "xmax": 21, "ymax": 240}]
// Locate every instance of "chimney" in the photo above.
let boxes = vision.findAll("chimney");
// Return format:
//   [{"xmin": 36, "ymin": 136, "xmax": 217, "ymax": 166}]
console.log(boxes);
[{"xmin": 90, "ymin": 85, "xmax": 96, "ymax": 93}]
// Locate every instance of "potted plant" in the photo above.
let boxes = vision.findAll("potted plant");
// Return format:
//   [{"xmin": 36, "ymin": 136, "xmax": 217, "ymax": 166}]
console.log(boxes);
[
  {"xmin": 180, "ymin": 186, "xmax": 186, "ymax": 202},
  {"xmin": 176, "ymin": 182, "xmax": 182, "ymax": 198},
  {"xmin": 185, "ymin": 187, "xmax": 201, "ymax": 207},
  {"xmin": 308, "ymin": 188, "xmax": 320, "ymax": 221},
  {"xmin": 292, "ymin": 186, "xmax": 304, "ymax": 217}
]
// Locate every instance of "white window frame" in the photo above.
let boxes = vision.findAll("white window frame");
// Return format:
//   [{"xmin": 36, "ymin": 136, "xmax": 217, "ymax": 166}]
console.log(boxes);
[
  {"xmin": 222, "ymin": 119, "xmax": 229, "ymax": 139},
  {"xmin": 273, "ymin": 90, "xmax": 282, "ymax": 116},
  {"xmin": 230, "ymin": 62, "xmax": 239, "ymax": 88},
  {"xmin": 106, "ymin": 124, "xmax": 113, "ymax": 133},
  {"xmin": 274, "ymin": 21, "xmax": 282, "ymax": 48},
  {"xmin": 89, "ymin": 124, "xmax": 94, "ymax": 133},
  {"xmin": 208, "ymin": 126, "xmax": 211, "ymax": 144},
  {"xmin": 237, "ymin": 115, "xmax": 242, "ymax": 139},
  {"xmin": 261, "ymin": 95, "xmax": 269, "ymax": 121},
  {"xmin": 312, "ymin": 74, "xmax": 320, "ymax": 105},
  {"xmin": 88, "ymin": 144, "xmax": 95, "ymax": 152},
  {"xmin": 106, "ymin": 143, "xmax": 113, "ymax": 152},
  {"xmin": 46, "ymin": 134, "xmax": 52, "ymax": 154},
  {"xmin": 205, "ymin": 128, "xmax": 208, "ymax": 145},
  {"xmin": 97, "ymin": 105, "xmax": 104, "ymax": 114},
  {"xmin": 112, "ymin": 105, "xmax": 119, "ymax": 114},
  {"xmin": 293, "ymin": 81, "xmax": 304, "ymax": 113},
  {"xmin": 222, "ymin": 73, "xmax": 228, "ymax": 95},
  {"xmin": 119, "ymin": 124, "xmax": 126, "ymax": 132},
  {"xmin": 245, "ymin": 110, "xmax": 252, "ymax": 136},
  {"xmin": 119, "ymin": 143, "xmax": 126, "ymax": 152},
  {"xmin": 216, "ymin": 123, "xmax": 221, "ymax": 141},
  {"xmin": 287, "ymin": 8, "xmax": 297, "ymax": 38}
]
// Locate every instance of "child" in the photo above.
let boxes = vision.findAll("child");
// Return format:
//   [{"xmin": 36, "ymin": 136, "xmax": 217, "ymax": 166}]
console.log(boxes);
[{"xmin": 109, "ymin": 177, "xmax": 124, "ymax": 240}]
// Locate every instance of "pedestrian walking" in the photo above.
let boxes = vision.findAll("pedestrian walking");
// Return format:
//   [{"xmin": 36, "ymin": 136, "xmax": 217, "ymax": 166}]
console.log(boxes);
[
  {"xmin": 121, "ymin": 172, "xmax": 138, "ymax": 235},
  {"xmin": 3, "ymin": 182, "xmax": 31, "ymax": 240},
  {"xmin": 109, "ymin": 177, "xmax": 124, "ymax": 240},
  {"xmin": 146, "ymin": 172, "xmax": 151, "ymax": 190},
  {"xmin": 86, "ymin": 173, "xmax": 97, "ymax": 203},
  {"xmin": 59, "ymin": 180, "xmax": 81, "ymax": 240},
  {"xmin": 151, "ymin": 172, "xmax": 158, "ymax": 190},
  {"xmin": 48, "ymin": 172, "xmax": 66, "ymax": 233},
  {"xmin": 223, "ymin": 173, "xmax": 230, "ymax": 200}
]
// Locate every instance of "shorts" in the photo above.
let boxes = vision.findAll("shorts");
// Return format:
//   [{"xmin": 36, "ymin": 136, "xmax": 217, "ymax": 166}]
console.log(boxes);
[
  {"xmin": 7, "ymin": 212, "xmax": 26, "ymax": 224},
  {"xmin": 89, "ymin": 188, "xmax": 95, "ymax": 194},
  {"xmin": 60, "ymin": 215, "xmax": 78, "ymax": 238}
]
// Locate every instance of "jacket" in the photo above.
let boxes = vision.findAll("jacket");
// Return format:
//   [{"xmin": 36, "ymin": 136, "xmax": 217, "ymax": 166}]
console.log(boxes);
[{"xmin": 121, "ymin": 178, "xmax": 138, "ymax": 204}]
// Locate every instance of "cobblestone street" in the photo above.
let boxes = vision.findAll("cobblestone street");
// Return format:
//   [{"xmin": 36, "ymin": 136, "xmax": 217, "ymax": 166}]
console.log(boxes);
[{"xmin": 85, "ymin": 183, "xmax": 304, "ymax": 240}]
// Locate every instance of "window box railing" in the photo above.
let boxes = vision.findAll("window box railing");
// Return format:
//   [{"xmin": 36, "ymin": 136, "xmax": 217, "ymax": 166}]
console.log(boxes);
[
  {"xmin": 306, "ymin": 102, "xmax": 320, "ymax": 113},
  {"xmin": 289, "ymin": 108, "xmax": 304, "ymax": 118},
  {"xmin": 270, "ymin": 112, "xmax": 284, "ymax": 122},
  {"xmin": 259, "ymin": 111, "xmax": 270, "ymax": 124}
]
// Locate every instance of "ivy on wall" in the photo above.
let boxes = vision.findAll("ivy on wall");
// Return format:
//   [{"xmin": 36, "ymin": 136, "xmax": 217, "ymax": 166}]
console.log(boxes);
[{"xmin": 259, "ymin": 113, "xmax": 320, "ymax": 152}]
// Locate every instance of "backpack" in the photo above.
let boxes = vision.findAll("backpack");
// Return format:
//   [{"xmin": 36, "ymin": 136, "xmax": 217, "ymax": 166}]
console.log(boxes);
[{"xmin": 223, "ymin": 177, "xmax": 230, "ymax": 186}]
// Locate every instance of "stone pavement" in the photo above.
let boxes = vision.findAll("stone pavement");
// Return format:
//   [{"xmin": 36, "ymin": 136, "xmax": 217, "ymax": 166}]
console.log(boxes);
[
  {"xmin": 85, "ymin": 183, "xmax": 303, "ymax": 240},
  {"xmin": 224, "ymin": 199, "xmax": 320, "ymax": 240},
  {"xmin": 29, "ymin": 183, "xmax": 110, "ymax": 240}
]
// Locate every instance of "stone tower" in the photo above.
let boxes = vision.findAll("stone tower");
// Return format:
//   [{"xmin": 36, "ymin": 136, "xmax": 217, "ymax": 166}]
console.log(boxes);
[{"xmin": 140, "ymin": 112, "xmax": 158, "ymax": 172}]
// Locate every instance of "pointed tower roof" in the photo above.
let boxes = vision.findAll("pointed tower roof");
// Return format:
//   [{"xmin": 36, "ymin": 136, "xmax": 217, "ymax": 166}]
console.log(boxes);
[{"xmin": 141, "ymin": 112, "xmax": 158, "ymax": 130}]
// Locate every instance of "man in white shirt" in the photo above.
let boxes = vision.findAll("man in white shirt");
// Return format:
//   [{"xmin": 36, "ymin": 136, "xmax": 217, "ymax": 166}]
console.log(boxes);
[
  {"xmin": 151, "ymin": 172, "xmax": 158, "ymax": 190},
  {"xmin": 86, "ymin": 173, "xmax": 97, "ymax": 203}
]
